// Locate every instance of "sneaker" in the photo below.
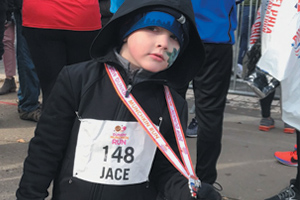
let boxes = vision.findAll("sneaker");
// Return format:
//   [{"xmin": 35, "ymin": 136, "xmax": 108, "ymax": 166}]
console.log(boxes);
[
  {"xmin": 19, "ymin": 107, "xmax": 41, "ymax": 122},
  {"xmin": 274, "ymin": 149, "xmax": 298, "ymax": 167},
  {"xmin": 259, "ymin": 117, "xmax": 275, "ymax": 131},
  {"xmin": 0, "ymin": 77, "xmax": 16, "ymax": 95},
  {"xmin": 284, "ymin": 123, "xmax": 295, "ymax": 134},
  {"xmin": 186, "ymin": 117, "xmax": 198, "ymax": 138},
  {"xmin": 265, "ymin": 180, "xmax": 300, "ymax": 200}
]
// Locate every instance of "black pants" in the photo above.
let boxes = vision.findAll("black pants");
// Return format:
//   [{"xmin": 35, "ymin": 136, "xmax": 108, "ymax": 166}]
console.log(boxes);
[
  {"xmin": 23, "ymin": 27, "xmax": 99, "ymax": 105},
  {"xmin": 260, "ymin": 90, "xmax": 276, "ymax": 118},
  {"xmin": 193, "ymin": 43, "xmax": 233, "ymax": 184}
]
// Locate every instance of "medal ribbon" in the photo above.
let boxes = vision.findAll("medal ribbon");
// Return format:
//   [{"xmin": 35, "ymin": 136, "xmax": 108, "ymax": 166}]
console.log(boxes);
[
  {"xmin": 105, "ymin": 64, "xmax": 198, "ymax": 182},
  {"xmin": 164, "ymin": 85, "xmax": 196, "ymax": 178}
]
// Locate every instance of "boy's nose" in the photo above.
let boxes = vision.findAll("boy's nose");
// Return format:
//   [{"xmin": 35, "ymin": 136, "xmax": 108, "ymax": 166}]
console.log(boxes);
[{"xmin": 156, "ymin": 34, "xmax": 169, "ymax": 49}]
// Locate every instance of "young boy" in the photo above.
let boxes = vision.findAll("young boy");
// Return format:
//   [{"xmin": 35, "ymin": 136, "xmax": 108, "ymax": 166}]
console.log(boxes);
[{"xmin": 16, "ymin": 0, "xmax": 221, "ymax": 199}]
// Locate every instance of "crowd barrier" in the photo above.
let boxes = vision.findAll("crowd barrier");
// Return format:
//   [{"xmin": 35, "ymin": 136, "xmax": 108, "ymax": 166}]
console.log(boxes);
[{"xmin": 231, "ymin": 0, "xmax": 261, "ymax": 96}]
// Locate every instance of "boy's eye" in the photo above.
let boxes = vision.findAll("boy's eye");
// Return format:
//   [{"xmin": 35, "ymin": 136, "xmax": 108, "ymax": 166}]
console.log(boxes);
[
  {"xmin": 146, "ymin": 26, "xmax": 158, "ymax": 31},
  {"xmin": 170, "ymin": 35, "xmax": 178, "ymax": 41},
  {"xmin": 144, "ymin": 27, "xmax": 178, "ymax": 41}
]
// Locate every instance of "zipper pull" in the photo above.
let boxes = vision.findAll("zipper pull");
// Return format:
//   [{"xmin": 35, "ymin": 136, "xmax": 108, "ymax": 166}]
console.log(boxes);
[
  {"xmin": 158, "ymin": 117, "xmax": 163, "ymax": 131},
  {"xmin": 125, "ymin": 84, "xmax": 132, "ymax": 98},
  {"xmin": 75, "ymin": 111, "xmax": 82, "ymax": 120}
]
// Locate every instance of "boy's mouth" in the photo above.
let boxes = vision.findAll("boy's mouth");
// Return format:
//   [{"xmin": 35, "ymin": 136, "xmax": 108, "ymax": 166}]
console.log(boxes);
[{"xmin": 150, "ymin": 53, "xmax": 165, "ymax": 61}]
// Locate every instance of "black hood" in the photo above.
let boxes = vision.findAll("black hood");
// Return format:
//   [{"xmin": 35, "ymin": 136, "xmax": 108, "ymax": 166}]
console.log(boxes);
[{"xmin": 90, "ymin": 0, "xmax": 205, "ymax": 89}]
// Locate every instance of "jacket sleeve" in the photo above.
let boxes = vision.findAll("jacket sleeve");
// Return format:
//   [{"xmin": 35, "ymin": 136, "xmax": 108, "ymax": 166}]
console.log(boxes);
[
  {"xmin": 16, "ymin": 67, "xmax": 78, "ymax": 200},
  {"xmin": 150, "ymin": 96, "xmax": 195, "ymax": 200}
]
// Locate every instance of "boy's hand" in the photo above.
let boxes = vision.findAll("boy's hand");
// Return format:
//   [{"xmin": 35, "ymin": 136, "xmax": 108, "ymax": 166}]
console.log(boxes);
[{"xmin": 197, "ymin": 182, "xmax": 222, "ymax": 200}]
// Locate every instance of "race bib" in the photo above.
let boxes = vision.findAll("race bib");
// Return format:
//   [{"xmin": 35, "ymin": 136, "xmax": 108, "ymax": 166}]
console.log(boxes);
[{"xmin": 73, "ymin": 119, "xmax": 157, "ymax": 185}]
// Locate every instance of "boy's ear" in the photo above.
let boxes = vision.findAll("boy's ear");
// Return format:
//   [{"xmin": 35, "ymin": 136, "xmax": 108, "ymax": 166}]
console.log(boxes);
[{"xmin": 123, "ymin": 37, "xmax": 128, "ymax": 43}]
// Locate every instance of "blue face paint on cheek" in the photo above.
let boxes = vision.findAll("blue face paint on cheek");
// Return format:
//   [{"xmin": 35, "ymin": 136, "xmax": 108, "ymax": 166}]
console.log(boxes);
[{"xmin": 166, "ymin": 48, "xmax": 180, "ymax": 68}]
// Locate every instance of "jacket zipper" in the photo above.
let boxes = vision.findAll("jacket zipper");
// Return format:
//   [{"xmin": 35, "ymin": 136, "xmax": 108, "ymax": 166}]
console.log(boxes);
[
  {"xmin": 158, "ymin": 117, "xmax": 163, "ymax": 131},
  {"xmin": 125, "ymin": 84, "xmax": 132, "ymax": 97}
]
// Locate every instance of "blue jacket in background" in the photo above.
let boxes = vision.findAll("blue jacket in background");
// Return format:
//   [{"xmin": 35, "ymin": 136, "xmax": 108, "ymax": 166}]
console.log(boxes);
[
  {"xmin": 110, "ymin": 0, "xmax": 125, "ymax": 13},
  {"xmin": 191, "ymin": 0, "xmax": 238, "ymax": 44}
]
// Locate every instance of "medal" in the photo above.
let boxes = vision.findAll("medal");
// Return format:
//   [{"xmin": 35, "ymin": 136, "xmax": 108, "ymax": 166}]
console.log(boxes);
[{"xmin": 188, "ymin": 175, "xmax": 201, "ymax": 198}]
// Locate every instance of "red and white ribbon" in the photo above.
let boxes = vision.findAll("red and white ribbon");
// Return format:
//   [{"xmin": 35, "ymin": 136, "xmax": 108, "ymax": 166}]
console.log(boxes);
[{"xmin": 105, "ymin": 64, "xmax": 198, "ymax": 183}]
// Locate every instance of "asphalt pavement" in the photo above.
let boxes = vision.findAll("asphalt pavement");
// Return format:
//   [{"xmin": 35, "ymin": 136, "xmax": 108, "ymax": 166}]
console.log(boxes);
[{"xmin": 0, "ymin": 60, "xmax": 297, "ymax": 200}]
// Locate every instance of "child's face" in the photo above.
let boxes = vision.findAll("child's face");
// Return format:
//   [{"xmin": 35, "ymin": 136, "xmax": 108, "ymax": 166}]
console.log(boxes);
[{"xmin": 120, "ymin": 26, "xmax": 180, "ymax": 72}]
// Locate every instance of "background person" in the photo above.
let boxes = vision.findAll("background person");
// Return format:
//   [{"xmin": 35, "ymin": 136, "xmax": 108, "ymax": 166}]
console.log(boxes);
[
  {"xmin": 260, "ymin": 0, "xmax": 300, "ymax": 199},
  {"xmin": 185, "ymin": 0, "xmax": 242, "ymax": 187},
  {"xmin": 0, "ymin": 1, "xmax": 16, "ymax": 95},
  {"xmin": 22, "ymin": 0, "xmax": 102, "ymax": 106}
]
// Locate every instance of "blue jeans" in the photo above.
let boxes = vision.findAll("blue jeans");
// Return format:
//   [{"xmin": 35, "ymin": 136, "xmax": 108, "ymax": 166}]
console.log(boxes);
[
  {"xmin": 14, "ymin": 11, "xmax": 40, "ymax": 112},
  {"xmin": 238, "ymin": 5, "xmax": 256, "ymax": 64}
]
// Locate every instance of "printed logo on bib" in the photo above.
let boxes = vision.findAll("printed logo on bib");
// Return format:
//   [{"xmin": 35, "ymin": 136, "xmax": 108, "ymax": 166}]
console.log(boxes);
[
  {"xmin": 73, "ymin": 119, "xmax": 157, "ymax": 185},
  {"xmin": 111, "ymin": 125, "xmax": 129, "ymax": 145}
]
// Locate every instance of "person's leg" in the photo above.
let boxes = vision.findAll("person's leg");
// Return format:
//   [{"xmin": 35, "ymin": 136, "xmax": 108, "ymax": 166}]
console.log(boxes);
[
  {"xmin": 0, "ymin": 7, "xmax": 5, "ymax": 58},
  {"xmin": 260, "ymin": 90, "xmax": 275, "ymax": 118},
  {"xmin": 23, "ymin": 29, "xmax": 99, "ymax": 106},
  {"xmin": 14, "ymin": 11, "xmax": 40, "ymax": 114},
  {"xmin": 22, "ymin": 28, "xmax": 66, "ymax": 106},
  {"xmin": 0, "ymin": 21, "xmax": 16, "ymax": 95},
  {"xmin": 258, "ymin": 91, "xmax": 276, "ymax": 131},
  {"xmin": 2, "ymin": 21, "xmax": 16, "ymax": 77},
  {"xmin": 194, "ymin": 43, "xmax": 232, "ymax": 184}
]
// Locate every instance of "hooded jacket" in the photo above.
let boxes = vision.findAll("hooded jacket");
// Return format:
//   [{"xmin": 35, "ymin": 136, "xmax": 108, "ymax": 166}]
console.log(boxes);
[{"xmin": 16, "ymin": 0, "xmax": 205, "ymax": 200}]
